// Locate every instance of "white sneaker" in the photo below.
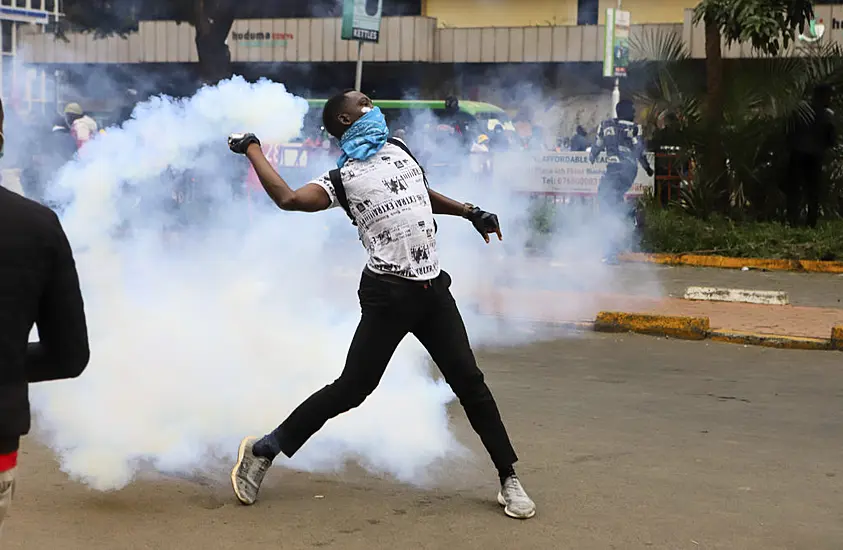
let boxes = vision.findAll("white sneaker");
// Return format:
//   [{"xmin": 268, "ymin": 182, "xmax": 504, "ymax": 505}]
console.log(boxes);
[
  {"xmin": 231, "ymin": 436, "xmax": 271, "ymax": 505},
  {"xmin": 497, "ymin": 475, "xmax": 536, "ymax": 519}
]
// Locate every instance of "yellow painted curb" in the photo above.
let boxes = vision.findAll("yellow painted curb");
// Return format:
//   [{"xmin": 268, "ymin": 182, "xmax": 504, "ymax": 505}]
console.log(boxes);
[
  {"xmin": 619, "ymin": 252, "xmax": 843, "ymax": 274},
  {"xmin": 832, "ymin": 326, "xmax": 843, "ymax": 351},
  {"xmin": 709, "ymin": 330, "xmax": 831, "ymax": 351},
  {"xmin": 594, "ymin": 311, "xmax": 710, "ymax": 340}
]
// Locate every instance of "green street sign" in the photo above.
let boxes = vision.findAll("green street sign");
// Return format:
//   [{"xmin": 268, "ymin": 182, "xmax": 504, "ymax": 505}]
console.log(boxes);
[
  {"xmin": 341, "ymin": 0, "xmax": 384, "ymax": 43},
  {"xmin": 603, "ymin": 8, "xmax": 631, "ymax": 78}
]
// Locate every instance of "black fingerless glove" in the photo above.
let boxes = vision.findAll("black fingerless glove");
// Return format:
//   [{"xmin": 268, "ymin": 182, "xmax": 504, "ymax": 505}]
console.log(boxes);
[{"xmin": 464, "ymin": 204, "xmax": 501, "ymax": 237}]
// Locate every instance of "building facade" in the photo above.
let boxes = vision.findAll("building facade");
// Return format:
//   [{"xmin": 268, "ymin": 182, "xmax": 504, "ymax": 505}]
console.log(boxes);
[
  {"xmin": 10, "ymin": 1, "xmax": 843, "ymax": 118},
  {"xmin": 22, "ymin": 4, "xmax": 843, "ymax": 67},
  {"xmin": 422, "ymin": 0, "xmax": 699, "ymax": 27}
]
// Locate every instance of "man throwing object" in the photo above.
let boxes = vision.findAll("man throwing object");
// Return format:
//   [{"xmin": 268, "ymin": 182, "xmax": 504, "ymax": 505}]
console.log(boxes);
[{"xmin": 227, "ymin": 90, "xmax": 536, "ymax": 520}]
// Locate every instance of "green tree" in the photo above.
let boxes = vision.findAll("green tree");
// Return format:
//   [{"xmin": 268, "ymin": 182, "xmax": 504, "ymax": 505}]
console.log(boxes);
[
  {"xmin": 59, "ymin": 0, "xmax": 239, "ymax": 84},
  {"xmin": 691, "ymin": 0, "xmax": 814, "ymax": 203},
  {"xmin": 632, "ymin": 27, "xmax": 843, "ymax": 221}
]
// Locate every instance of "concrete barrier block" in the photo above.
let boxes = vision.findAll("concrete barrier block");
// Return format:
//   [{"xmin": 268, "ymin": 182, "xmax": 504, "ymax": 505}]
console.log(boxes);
[
  {"xmin": 683, "ymin": 286, "xmax": 790, "ymax": 305},
  {"xmin": 594, "ymin": 311, "xmax": 710, "ymax": 341}
]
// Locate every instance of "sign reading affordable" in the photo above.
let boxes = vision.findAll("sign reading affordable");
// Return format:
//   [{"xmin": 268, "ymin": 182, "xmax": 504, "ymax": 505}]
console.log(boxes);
[
  {"xmin": 497, "ymin": 151, "xmax": 656, "ymax": 196},
  {"xmin": 341, "ymin": 0, "xmax": 383, "ymax": 42},
  {"xmin": 603, "ymin": 8, "xmax": 631, "ymax": 78}
]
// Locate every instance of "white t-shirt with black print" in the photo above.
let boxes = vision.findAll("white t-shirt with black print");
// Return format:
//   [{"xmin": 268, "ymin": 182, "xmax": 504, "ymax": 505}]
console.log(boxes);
[{"xmin": 311, "ymin": 140, "xmax": 441, "ymax": 281}]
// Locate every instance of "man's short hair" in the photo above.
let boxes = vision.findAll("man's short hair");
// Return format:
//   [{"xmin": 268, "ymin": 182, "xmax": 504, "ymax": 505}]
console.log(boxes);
[{"xmin": 322, "ymin": 89, "xmax": 356, "ymax": 139}]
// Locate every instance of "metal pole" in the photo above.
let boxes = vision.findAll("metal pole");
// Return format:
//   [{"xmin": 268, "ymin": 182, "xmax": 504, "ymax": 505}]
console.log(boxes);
[
  {"xmin": 611, "ymin": 0, "xmax": 622, "ymax": 117},
  {"xmin": 354, "ymin": 41, "xmax": 364, "ymax": 91}
]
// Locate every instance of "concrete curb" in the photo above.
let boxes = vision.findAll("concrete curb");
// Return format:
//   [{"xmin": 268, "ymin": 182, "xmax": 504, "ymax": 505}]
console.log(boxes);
[
  {"xmin": 619, "ymin": 252, "xmax": 843, "ymax": 274},
  {"xmin": 709, "ymin": 330, "xmax": 831, "ymax": 350},
  {"xmin": 683, "ymin": 286, "xmax": 790, "ymax": 305},
  {"xmin": 480, "ymin": 313, "xmax": 843, "ymax": 352},
  {"xmin": 832, "ymin": 326, "xmax": 843, "ymax": 351},
  {"xmin": 592, "ymin": 313, "xmax": 842, "ymax": 351},
  {"xmin": 594, "ymin": 311, "xmax": 710, "ymax": 340}
]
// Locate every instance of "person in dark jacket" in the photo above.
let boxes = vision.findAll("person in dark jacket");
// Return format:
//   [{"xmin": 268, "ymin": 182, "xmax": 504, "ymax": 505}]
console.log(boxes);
[
  {"xmin": 570, "ymin": 126, "xmax": 590, "ymax": 152},
  {"xmin": 0, "ymin": 117, "xmax": 90, "ymax": 536},
  {"xmin": 590, "ymin": 100, "xmax": 654, "ymax": 263},
  {"xmin": 21, "ymin": 117, "xmax": 77, "ymax": 205},
  {"xmin": 441, "ymin": 95, "xmax": 476, "ymax": 147}
]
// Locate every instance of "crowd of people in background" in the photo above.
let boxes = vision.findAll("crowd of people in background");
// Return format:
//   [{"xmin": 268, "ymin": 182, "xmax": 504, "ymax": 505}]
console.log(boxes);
[
  {"xmin": 289, "ymin": 97, "xmax": 608, "ymax": 177},
  {"xmin": 5, "ymin": 94, "xmax": 640, "ymax": 236},
  {"xmin": 11, "ymin": 94, "xmax": 611, "ymax": 210}
]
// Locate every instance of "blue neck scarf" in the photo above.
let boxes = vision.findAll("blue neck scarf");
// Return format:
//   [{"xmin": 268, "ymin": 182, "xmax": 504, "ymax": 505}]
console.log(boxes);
[{"xmin": 337, "ymin": 107, "xmax": 389, "ymax": 168}]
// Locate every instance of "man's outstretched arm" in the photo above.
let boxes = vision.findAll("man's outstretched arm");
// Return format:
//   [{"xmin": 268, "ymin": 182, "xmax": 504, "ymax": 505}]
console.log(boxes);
[
  {"xmin": 230, "ymin": 133, "xmax": 330, "ymax": 213},
  {"xmin": 428, "ymin": 188, "xmax": 472, "ymax": 217},
  {"xmin": 427, "ymin": 188, "xmax": 502, "ymax": 243}
]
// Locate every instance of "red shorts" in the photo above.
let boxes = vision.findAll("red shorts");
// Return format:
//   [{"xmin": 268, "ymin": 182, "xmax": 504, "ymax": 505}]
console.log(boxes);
[{"xmin": 0, "ymin": 452, "xmax": 17, "ymax": 473}]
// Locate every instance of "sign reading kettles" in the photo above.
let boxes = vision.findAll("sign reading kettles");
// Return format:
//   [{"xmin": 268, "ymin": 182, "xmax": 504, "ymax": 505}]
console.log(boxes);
[{"xmin": 341, "ymin": 0, "xmax": 383, "ymax": 43}]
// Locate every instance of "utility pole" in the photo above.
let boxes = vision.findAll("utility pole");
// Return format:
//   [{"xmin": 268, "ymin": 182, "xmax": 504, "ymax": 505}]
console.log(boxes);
[
  {"xmin": 354, "ymin": 41, "xmax": 364, "ymax": 91},
  {"xmin": 611, "ymin": 0, "xmax": 621, "ymax": 118}
]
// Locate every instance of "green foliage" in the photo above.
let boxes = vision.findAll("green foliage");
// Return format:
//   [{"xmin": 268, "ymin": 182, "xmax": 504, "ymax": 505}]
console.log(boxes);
[
  {"xmin": 528, "ymin": 198, "xmax": 556, "ymax": 235},
  {"xmin": 639, "ymin": 204, "xmax": 843, "ymax": 260},
  {"xmin": 631, "ymin": 28, "xmax": 843, "ymax": 221},
  {"xmin": 59, "ymin": 0, "xmax": 199, "ymax": 35},
  {"xmin": 57, "ymin": 0, "xmax": 240, "ymax": 82},
  {"xmin": 59, "ymin": 0, "xmax": 141, "ymax": 37},
  {"xmin": 692, "ymin": 0, "xmax": 813, "ymax": 56}
]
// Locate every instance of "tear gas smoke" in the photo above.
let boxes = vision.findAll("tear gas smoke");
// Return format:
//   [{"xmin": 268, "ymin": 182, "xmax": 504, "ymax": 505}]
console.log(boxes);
[
  {"xmin": 21, "ymin": 73, "xmax": 660, "ymax": 492},
  {"xmin": 28, "ymin": 77, "xmax": 464, "ymax": 491}
]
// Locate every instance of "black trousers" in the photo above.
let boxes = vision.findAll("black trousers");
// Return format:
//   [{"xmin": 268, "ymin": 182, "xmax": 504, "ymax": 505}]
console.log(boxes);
[
  {"xmin": 597, "ymin": 162, "xmax": 637, "ymax": 216},
  {"xmin": 785, "ymin": 150, "xmax": 822, "ymax": 228},
  {"xmin": 597, "ymin": 163, "xmax": 637, "ymax": 257},
  {"xmin": 266, "ymin": 269, "xmax": 518, "ymax": 472}
]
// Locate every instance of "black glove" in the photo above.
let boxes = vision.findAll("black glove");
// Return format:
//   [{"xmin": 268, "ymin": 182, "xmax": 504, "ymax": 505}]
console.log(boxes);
[
  {"xmin": 228, "ymin": 133, "xmax": 261, "ymax": 154},
  {"xmin": 465, "ymin": 205, "xmax": 502, "ymax": 243}
]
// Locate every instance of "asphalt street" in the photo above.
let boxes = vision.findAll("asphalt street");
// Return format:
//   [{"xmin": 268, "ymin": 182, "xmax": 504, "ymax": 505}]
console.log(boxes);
[{"xmin": 4, "ymin": 332, "xmax": 841, "ymax": 549}]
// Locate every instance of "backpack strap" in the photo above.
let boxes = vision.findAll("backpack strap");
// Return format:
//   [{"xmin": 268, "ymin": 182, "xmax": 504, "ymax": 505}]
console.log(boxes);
[
  {"xmin": 329, "ymin": 168, "xmax": 357, "ymax": 226},
  {"xmin": 387, "ymin": 137, "xmax": 429, "ymax": 188}
]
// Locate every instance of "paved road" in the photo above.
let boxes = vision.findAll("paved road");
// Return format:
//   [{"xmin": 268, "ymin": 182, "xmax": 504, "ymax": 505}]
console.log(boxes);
[
  {"xmin": 646, "ymin": 264, "xmax": 843, "ymax": 309},
  {"xmin": 4, "ymin": 333, "xmax": 842, "ymax": 549},
  {"xmin": 482, "ymin": 259, "xmax": 843, "ymax": 309}
]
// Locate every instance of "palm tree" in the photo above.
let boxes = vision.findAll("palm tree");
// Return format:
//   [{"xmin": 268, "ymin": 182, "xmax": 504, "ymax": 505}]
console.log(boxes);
[
  {"xmin": 691, "ymin": 0, "xmax": 814, "ymax": 206},
  {"xmin": 631, "ymin": 27, "xmax": 843, "ymax": 221}
]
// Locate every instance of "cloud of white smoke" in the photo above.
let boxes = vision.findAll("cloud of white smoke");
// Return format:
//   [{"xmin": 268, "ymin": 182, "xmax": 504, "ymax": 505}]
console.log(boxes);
[
  {"xmin": 22, "ymin": 68, "xmax": 662, "ymax": 492},
  {"xmin": 28, "ymin": 77, "xmax": 463, "ymax": 491}
]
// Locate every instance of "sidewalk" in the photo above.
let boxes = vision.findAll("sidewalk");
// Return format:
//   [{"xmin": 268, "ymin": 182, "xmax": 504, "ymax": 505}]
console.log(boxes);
[{"xmin": 475, "ymin": 288, "xmax": 843, "ymax": 339}]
